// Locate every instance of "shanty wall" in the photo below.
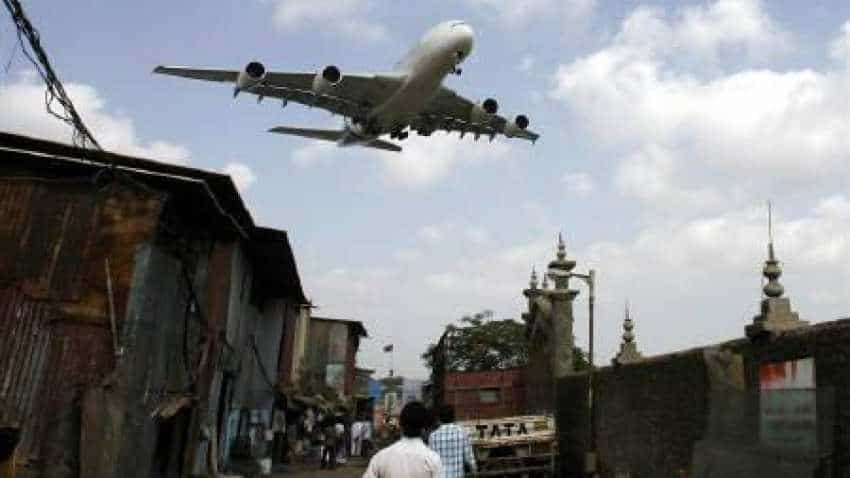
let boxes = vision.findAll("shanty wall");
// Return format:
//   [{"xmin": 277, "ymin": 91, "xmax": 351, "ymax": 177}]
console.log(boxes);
[
  {"xmin": 217, "ymin": 246, "xmax": 297, "ymax": 468},
  {"xmin": 0, "ymin": 177, "xmax": 163, "ymax": 473},
  {"xmin": 112, "ymin": 239, "xmax": 213, "ymax": 478},
  {"xmin": 556, "ymin": 319, "xmax": 850, "ymax": 478},
  {"xmin": 279, "ymin": 305, "xmax": 310, "ymax": 388},
  {"xmin": 305, "ymin": 320, "xmax": 350, "ymax": 395}
]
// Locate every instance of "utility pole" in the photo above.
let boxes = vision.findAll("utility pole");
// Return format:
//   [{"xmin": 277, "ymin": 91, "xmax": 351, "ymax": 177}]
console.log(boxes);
[{"xmin": 569, "ymin": 269, "xmax": 597, "ymax": 477}]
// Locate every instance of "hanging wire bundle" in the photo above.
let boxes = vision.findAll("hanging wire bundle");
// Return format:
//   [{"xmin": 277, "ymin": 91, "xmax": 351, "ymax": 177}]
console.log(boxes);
[{"xmin": 2, "ymin": 0, "xmax": 101, "ymax": 149}]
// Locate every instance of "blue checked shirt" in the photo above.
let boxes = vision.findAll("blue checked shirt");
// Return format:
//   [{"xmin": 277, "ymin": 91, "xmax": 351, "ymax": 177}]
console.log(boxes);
[{"xmin": 428, "ymin": 423, "xmax": 477, "ymax": 478}]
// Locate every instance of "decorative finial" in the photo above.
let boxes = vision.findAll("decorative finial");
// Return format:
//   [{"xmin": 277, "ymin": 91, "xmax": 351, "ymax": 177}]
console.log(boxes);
[
  {"xmin": 557, "ymin": 232, "xmax": 566, "ymax": 260},
  {"xmin": 613, "ymin": 300, "xmax": 642, "ymax": 365},
  {"xmin": 745, "ymin": 201, "xmax": 808, "ymax": 338},
  {"xmin": 762, "ymin": 201, "xmax": 784, "ymax": 298},
  {"xmin": 530, "ymin": 267, "xmax": 538, "ymax": 290},
  {"xmin": 541, "ymin": 271, "xmax": 549, "ymax": 289},
  {"xmin": 623, "ymin": 300, "xmax": 634, "ymax": 343}
]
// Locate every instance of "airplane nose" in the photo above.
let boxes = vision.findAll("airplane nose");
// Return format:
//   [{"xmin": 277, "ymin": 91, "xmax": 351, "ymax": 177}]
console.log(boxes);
[{"xmin": 454, "ymin": 24, "xmax": 475, "ymax": 55}]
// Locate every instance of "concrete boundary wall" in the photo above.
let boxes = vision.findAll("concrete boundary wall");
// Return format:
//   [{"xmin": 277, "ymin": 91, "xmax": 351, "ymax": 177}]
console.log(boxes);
[{"xmin": 556, "ymin": 319, "xmax": 850, "ymax": 477}]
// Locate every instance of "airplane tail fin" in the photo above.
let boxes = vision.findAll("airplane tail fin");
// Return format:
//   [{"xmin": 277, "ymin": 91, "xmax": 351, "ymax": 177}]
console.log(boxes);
[
  {"xmin": 363, "ymin": 139, "xmax": 402, "ymax": 152},
  {"xmin": 268, "ymin": 126, "xmax": 402, "ymax": 152}
]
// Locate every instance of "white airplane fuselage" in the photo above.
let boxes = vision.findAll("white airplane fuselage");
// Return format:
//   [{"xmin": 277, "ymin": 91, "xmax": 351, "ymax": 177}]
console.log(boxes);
[{"xmin": 341, "ymin": 20, "xmax": 475, "ymax": 146}]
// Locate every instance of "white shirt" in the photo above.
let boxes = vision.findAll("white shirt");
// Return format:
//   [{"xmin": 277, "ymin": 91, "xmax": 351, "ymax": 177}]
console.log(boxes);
[
  {"xmin": 363, "ymin": 437, "xmax": 442, "ymax": 478},
  {"xmin": 352, "ymin": 422, "xmax": 365, "ymax": 440}
]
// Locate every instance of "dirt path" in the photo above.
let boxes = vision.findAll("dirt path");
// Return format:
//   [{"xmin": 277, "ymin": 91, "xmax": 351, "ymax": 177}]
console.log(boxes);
[{"xmin": 272, "ymin": 457, "xmax": 367, "ymax": 478}]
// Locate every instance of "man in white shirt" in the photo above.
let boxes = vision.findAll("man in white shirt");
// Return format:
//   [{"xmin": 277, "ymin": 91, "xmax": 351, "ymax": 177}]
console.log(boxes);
[{"xmin": 363, "ymin": 402, "xmax": 442, "ymax": 478}]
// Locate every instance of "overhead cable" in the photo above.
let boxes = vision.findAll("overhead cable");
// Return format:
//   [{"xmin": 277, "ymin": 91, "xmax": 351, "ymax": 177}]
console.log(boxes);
[{"xmin": 2, "ymin": 0, "xmax": 101, "ymax": 149}]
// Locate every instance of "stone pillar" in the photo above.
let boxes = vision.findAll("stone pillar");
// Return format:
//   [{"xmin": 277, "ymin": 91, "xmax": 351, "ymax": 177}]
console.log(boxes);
[{"xmin": 546, "ymin": 234, "xmax": 579, "ymax": 379}]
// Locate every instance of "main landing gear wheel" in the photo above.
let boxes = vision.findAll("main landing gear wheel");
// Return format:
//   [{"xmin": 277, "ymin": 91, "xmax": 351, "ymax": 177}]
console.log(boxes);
[{"xmin": 390, "ymin": 129, "xmax": 409, "ymax": 140}]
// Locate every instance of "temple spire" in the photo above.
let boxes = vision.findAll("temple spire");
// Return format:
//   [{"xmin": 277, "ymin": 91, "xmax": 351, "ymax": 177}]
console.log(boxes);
[
  {"xmin": 762, "ymin": 201, "xmax": 784, "ymax": 299},
  {"xmin": 746, "ymin": 201, "xmax": 808, "ymax": 338},
  {"xmin": 613, "ymin": 299, "xmax": 642, "ymax": 365},
  {"xmin": 529, "ymin": 266, "xmax": 539, "ymax": 290}
]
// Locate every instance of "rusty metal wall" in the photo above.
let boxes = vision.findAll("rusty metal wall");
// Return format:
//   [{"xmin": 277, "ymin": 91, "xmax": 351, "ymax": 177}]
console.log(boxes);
[
  {"xmin": 0, "ymin": 287, "xmax": 52, "ymax": 460},
  {"xmin": 0, "ymin": 175, "xmax": 164, "ymax": 472}
]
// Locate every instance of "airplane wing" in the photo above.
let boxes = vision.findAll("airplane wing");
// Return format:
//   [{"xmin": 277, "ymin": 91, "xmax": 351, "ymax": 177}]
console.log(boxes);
[
  {"xmin": 153, "ymin": 66, "xmax": 402, "ymax": 119},
  {"xmin": 411, "ymin": 86, "xmax": 540, "ymax": 142}
]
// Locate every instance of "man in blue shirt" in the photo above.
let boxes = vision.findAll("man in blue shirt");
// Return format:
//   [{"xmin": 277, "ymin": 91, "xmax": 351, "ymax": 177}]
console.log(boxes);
[{"xmin": 428, "ymin": 405, "xmax": 477, "ymax": 478}]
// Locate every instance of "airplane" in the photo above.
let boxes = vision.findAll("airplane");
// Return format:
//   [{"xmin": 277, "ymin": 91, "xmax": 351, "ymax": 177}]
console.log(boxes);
[{"xmin": 153, "ymin": 20, "xmax": 538, "ymax": 152}]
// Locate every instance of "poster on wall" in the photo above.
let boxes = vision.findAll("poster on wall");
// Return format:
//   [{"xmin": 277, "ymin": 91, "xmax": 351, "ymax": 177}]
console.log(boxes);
[
  {"xmin": 759, "ymin": 357, "xmax": 817, "ymax": 452},
  {"xmin": 759, "ymin": 357, "xmax": 815, "ymax": 390}
]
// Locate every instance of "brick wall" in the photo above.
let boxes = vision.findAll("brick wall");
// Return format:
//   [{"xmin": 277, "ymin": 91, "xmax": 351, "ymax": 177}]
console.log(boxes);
[{"xmin": 444, "ymin": 369, "xmax": 525, "ymax": 420}]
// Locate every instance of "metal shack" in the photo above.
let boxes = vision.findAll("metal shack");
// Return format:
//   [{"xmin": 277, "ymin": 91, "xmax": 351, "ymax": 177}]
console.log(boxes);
[{"xmin": 0, "ymin": 133, "xmax": 308, "ymax": 478}]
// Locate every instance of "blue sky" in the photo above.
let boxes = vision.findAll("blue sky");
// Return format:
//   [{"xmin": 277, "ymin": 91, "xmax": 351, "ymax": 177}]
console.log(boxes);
[{"xmin": 2, "ymin": 0, "xmax": 850, "ymax": 379}]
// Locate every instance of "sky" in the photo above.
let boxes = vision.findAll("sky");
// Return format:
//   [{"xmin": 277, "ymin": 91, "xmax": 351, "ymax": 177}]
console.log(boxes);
[{"xmin": 1, "ymin": 0, "xmax": 849, "ymax": 379}]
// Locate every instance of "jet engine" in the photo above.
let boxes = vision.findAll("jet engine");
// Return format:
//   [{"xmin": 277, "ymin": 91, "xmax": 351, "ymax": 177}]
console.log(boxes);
[
  {"xmin": 470, "ymin": 98, "xmax": 498, "ymax": 124},
  {"xmin": 504, "ymin": 114, "xmax": 530, "ymax": 137},
  {"xmin": 312, "ymin": 65, "xmax": 342, "ymax": 95},
  {"xmin": 236, "ymin": 61, "xmax": 266, "ymax": 91}
]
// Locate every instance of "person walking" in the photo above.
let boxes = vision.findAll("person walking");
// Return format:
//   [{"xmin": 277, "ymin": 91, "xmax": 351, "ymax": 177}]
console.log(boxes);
[
  {"xmin": 320, "ymin": 415, "xmax": 338, "ymax": 469},
  {"xmin": 363, "ymin": 402, "xmax": 441, "ymax": 478},
  {"xmin": 428, "ymin": 405, "xmax": 476, "ymax": 478}
]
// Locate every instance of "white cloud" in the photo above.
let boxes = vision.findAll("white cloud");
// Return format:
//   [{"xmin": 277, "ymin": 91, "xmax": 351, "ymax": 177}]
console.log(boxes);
[
  {"xmin": 377, "ymin": 134, "xmax": 511, "ymax": 188},
  {"xmin": 221, "ymin": 162, "xmax": 257, "ymax": 193},
  {"xmin": 292, "ymin": 133, "xmax": 513, "ymax": 189},
  {"xmin": 265, "ymin": 0, "xmax": 387, "ymax": 42},
  {"xmin": 420, "ymin": 224, "xmax": 446, "ymax": 243},
  {"xmin": 0, "ymin": 73, "xmax": 190, "ymax": 164},
  {"xmin": 291, "ymin": 141, "xmax": 337, "ymax": 166},
  {"xmin": 464, "ymin": 226, "xmax": 490, "ymax": 244},
  {"xmin": 393, "ymin": 248, "xmax": 422, "ymax": 262},
  {"xmin": 609, "ymin": 0, "xmax": 786, "ymax": 63},
  {"xmin": 675, "ymin": 0, "xmax": 787, "ymax": 62},
  {"xmin": 419, "ymin": 223, "xmax": 490, "ymax": 245},
  {"xmin": 551, "ymin": 3, "xmax": 850, "ymax": 210},
  {"xmin": 518, "ymin": 55, "xmax": 535, "ymax": 73},
  {"xmin": 830, "ymin": 20, "xmax": 850, "ymax": 65},
  {"xmin": 467, "ymin": 0, "xmax": 596, "ymax": 29},
  {"xmin": 561, "ymin": 171, "xmax": 595, "ymax": 197}
]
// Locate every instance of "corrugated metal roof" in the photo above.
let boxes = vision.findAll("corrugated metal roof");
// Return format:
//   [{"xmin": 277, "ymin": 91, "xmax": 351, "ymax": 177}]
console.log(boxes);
[
  {"xmin": 250, "ymin": 227, "xmax": 307, "ymax": 303},
  {"xmin": 311, "ymin": 316, "xmax": 368, "ymax": 338},
  {"xmin": 0, "ymin": 132, "xmax": 254, "ymax": 235},
  {"xmin": 0, "ymin": 132, "xmax": 308, "ymax": 303}
]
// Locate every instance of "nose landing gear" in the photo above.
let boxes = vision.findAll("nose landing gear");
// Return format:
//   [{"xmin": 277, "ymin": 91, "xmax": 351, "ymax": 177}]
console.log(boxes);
[{"xmin": 452, "ymin": 51, "xmax": 464, "ymax": 76}]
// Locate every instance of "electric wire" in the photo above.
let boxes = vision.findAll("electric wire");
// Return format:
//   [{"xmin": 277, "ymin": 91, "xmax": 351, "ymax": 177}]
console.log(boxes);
[{"xmin": 2, "ymin": 0, "xmax": 101, "ymax": 149}]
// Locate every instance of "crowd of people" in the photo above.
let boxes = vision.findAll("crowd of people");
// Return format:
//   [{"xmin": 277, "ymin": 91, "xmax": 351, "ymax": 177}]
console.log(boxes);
[{"xmin": 315, "ymin": 413, "xmax": 374, "ymax": 470}]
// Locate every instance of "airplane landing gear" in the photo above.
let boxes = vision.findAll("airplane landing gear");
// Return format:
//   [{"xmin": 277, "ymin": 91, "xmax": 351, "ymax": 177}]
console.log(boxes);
[
  {"xmin": 452, "ymin": 51, "xmax": 464, "ymax": 76},
  {"xmin": 390, "ymin": 129, "xmax": 409, "ymax": 140}
]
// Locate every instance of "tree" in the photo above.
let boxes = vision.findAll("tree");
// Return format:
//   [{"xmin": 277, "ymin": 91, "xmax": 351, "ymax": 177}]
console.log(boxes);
[{"xmin": 423, "ymin": 310, "xmax": 589, "ymax": 375}]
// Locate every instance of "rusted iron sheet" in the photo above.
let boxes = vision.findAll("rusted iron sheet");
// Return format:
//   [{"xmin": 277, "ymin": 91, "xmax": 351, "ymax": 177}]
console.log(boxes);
[
  {"xmin": 0, "ymin": 181, "xmax": 97, "ymax": 302},
  {"xmin": 80, "ymin": 386, "xmax": 124, "ymax": 478},
  {"xmin": 0, "ymin": 179, "xmax": 163, "ymax": 327},
  {"xmin": 0, "ymin": 287, "xmax": 52, "ymax": 460}
]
